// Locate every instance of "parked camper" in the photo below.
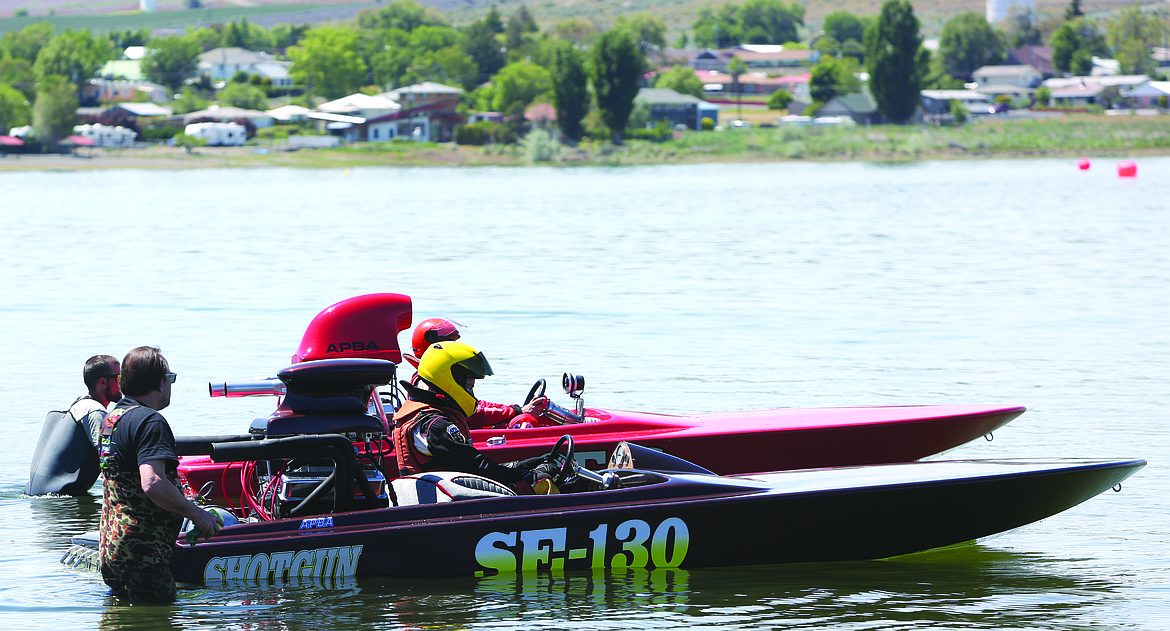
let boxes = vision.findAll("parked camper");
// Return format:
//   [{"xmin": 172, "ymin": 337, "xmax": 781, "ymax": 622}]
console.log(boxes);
[
  {"xmin": 184, "ymin": 122, "xmax": 247, "ymax": 146},
  {"xmin": 73, "ymin": 123, "xmax": 137, "ymax": 148}
]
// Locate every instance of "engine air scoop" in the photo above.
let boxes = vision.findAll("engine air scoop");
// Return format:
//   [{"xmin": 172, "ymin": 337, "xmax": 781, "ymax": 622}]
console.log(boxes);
[{"xmin": 292, "ymin": 293, "xmax": 412, "ymax": 364}]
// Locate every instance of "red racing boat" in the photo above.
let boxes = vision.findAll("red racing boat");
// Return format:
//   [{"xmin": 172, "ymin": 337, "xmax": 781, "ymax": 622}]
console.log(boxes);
[{"xmin": 176, "ymin": 293, "xmax": 1024, "ymax": 508}]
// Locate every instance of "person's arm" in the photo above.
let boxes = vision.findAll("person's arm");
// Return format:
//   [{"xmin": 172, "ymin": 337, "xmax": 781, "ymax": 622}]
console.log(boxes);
[
  {"xmin": 425, "ymin": 420, "xmax": 527, "ymax": 484},
  {"xmin": 140, "ymin": 460, "xmax": 221, "ymax": 537}
]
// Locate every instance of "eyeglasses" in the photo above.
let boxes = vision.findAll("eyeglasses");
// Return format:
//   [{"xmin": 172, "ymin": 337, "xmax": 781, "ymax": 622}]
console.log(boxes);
[
  {"xmin": 165, "ymin": 372, "xmax": 177, "ymax": 384},
  {"xmin": 102, "ymin": 374, "xmax": 120, "ymax": 381}
]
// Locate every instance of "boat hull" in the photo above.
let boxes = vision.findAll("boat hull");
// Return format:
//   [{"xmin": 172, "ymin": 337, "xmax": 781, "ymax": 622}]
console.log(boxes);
[{"xmin": 157, "ymin": 458, "xmax": 1141, "ymax": 582}]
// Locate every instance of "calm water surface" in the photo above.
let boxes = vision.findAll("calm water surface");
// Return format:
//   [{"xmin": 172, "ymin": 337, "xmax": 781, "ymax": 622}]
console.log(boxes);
[{"xmin": 1, "ymin": 158, "xmax": 1166, "ymax": 629}]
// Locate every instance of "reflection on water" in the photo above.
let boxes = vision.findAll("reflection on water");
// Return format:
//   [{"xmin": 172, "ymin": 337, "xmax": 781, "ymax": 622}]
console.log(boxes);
[
  {"xmin": 76, "ymin": 545, "xmax": 1106, "ymax": 631},
  {"xmin": 2, "ymin": 160, "xmax": 1165, "ymax": 630},
  {"xmin": 28, "ymin": 494, "xmax": 101, "ymax": 553}
]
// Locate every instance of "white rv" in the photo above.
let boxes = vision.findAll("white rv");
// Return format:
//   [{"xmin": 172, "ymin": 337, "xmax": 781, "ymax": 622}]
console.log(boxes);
[{"xmin": 184, "ymin": 122, "xmax": 247, "ymax": 146}]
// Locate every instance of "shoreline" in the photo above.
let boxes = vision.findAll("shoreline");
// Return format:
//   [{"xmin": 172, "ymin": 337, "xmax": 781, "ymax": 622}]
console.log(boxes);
[{"xmin": 3, "ymin": 115, "xmax": 1169, "ymax": 171}]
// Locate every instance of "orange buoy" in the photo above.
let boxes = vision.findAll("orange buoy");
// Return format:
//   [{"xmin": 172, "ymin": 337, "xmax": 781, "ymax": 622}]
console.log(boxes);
[
  {"xmin": 1117, "ymin": 160, "xmax": 1137, "ymax": 177},
  {"xmin": 1077, "ymin": 158, "xmax": 1091, "ymax": 170}
]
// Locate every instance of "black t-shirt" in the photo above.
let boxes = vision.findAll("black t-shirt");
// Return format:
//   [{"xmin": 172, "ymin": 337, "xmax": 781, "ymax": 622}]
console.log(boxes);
[{"xmin": 110, "ymin": 398, "xmax": 178, "ymax": 475}]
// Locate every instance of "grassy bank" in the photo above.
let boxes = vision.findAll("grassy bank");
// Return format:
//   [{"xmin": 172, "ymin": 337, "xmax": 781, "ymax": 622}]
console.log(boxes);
[{"xmin": 3, "ymin": 114, "xmax": 1167, "ymax": 170}]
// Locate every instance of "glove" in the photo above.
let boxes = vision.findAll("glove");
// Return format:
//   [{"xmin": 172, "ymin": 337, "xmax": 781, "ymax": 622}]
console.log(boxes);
[
  {"xmin": 531, "ymin": 462, "xmax": 561, "ymax": 480},
  {"xmin": 521, "ymin": 396, "xmax": 550, "ymax": 416},
  {"xmin": 509, "ymin": 455, "xmax": 548, "ymax": 470}
]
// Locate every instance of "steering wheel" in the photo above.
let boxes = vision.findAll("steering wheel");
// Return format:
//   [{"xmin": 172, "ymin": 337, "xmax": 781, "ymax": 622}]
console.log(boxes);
[
  {"xmin": 548, "ymin": 434, "xmax": 577, "ymax": 486},
  {"xmin": 524, "ymin": 379, "xmax": 546, "ymax": 405}
]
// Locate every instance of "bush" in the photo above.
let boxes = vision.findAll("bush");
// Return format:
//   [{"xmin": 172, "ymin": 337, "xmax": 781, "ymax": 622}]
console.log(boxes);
[
  {"xmin": 140, "ymin": 125, "xmax": 183, "ymax": 141},
  {"xmin": 701, "ymin": 117, "xmax": 714, "ymax": 131},
  {"xmin": 455, "ymin": 122, "xmax": 498, "ymax": 145},
  {"xmin": 625, "ymin": 121, "xmax": 674, "ymax": 142},
  {"xmin": 521, "ymin": 128, "xmax": 561, "ymax": 162},
  {"xmin": 1035, "ymin": 86, "xmax": 1052, "ymax": 107},
  {"xmin": 172, "ymin": 133, "xmax": 208, "ymax": 153},
  {"xmin": 767, "ymin": 89, "xmax": 794, "ymax": 111},
  {"xmin": 949, "ymin": 100, "xmax": 968, "ymax": 125}
]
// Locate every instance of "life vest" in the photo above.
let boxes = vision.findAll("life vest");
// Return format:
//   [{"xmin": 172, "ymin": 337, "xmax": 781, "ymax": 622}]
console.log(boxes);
[
  {"xmin": 392, "ymin": 400, "xmax": 471, "ymax": 477},
  {"xmin": 98, "ymin": 405, "xmax": 140, "ymax": 474}
]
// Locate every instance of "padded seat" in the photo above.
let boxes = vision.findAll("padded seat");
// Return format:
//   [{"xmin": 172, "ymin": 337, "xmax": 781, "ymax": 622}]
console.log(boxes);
[{"xmin": 392, "ymin": 472, "xmax": 516, "ymax": 506}]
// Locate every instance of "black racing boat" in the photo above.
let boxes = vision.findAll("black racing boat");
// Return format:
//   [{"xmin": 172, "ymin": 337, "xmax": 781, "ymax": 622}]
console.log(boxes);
[{"xmin": 63, "ymin": 438, "xmax": 1143, "ymax": 582}]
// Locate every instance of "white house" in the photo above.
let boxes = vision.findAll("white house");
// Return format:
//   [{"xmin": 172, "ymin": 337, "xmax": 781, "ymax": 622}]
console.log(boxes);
[
  {"xmin": 198, "ymin": 48, "xmax": 293, "ymax": 86},
  {"xmin": 1122, "ymin": 81, "xmax": 1170, "ymax": 107},
  {"xmin": 972, "ymin": 65, "xmax": 1043, "ymax": 89}
]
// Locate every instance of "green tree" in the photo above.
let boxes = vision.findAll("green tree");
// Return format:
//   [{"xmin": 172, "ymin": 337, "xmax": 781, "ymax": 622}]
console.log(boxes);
[
  {"xmin": 0, "ymin": 57, "xmax": 37, "ymax": 101},
  {"xmin": 186, "ymin": 26, "xmax": 224, "ymax": 52},
  {"xmin": 938, "ymin": 11, "xmax": 1007, "ymax": 77},
  {"xmin": 505, "ymin": 4, "xmax": 539, "ymax": 56},
  {"xmin": 32, "ymin": 74, "xmax": 77, "ymax": 144},
  {"xmin": 141, "ymin": 35, "xmax": 202, "ymax": 92},
  {"xmin": 766, "ymin": 87, "xmax": 793, "ymax": 110},
  {"xmin": 220, "ymin": 82, "xmax": 268, "ymax": 110},
  {"xmin": 358, "ymin": 0, "xmax": 450, "ymax": 31},
  {"xmin": 1050, "ymin": 18, "xmax": 1108, "ymax": 74},
  {"xmin": 865, "ymin": 0, "xmax": 928, "ymax": 123},
  {"xmin": 822, "ymin": 11, "xmax": 866, "ymax": 44},
  {"xmin": 693, "ymin": 4, "xmax": 743, "ymax": 48},
  {"xmin": 0, "ymin": 82, "xmax": 31, "ymax": 133},
  {"xmin": 406, "ymin": 45, "xmax": 479, "ymax": 91},
  {"xmin": 222, "ymin": 18, "xmax": 274, "ymax": 51},
  {"xmin": 1003, "ymin": 5, "xmax": 1042, "ymax": 48},
  {"xmin": 809, "ymin": 56, "xmax": 860, "ymax": 102},
  {"xmin": 463, "ymin": 18, "xmax": 506, "ymax": 84},
  {"xmin": 1065, "ymin": 0, "xmax": 1084, "ymax": 21},
  {"xmin": 1, "ymin": 22, "xmax": 55, "ymax": 63},
  {"xmin": 616, "ymin": 14, "xmax": 667, "ymax": 56},
  {"xmin": 490, "ymin": 61, "xmax": 552, "ymax": 112},
  {"xmin": 485, "ymin": 6, "xmax": 505, "ymax": 34},
  {"xmin": 727, "ymin": 55, "xmax": 747, "ymax": 119},
  {"xmin": 1107, "ymin": 5, "xmax": 1169, "ymax": 76},
  {"xmin": 738, "ymin": 0, "xmax": 804, "ymax": 45},
  {"xmin": 591, "ymin": 27, "xmax": 644, "ymax": 143},
  {"xmin": 171, "ymin": 86, "xmax": 209, "ymax": 115},
  {"xmin": 655, "ymin": 65, "xmax": 705, "ymax": 98},
  {"xmin": 553, "ymin": 18, "xmax": 598, "ymax": 47},
  {"xmin": 271, "ymin": 23, "xmax": 310, "ymax": 49},
  {"xmin": 172, "ymin": 132, "xmax": 208, "ymax": 153},
  {"xmin": 289, "ymin": 26, "xmax": 368, "ymax": 99},
  {"xmin": 549, "ymin": 40, "xmax": 588, "ymax": 141},
  {"xmin": 34, "ymin": 30, "xmax": 114, "ymax": 87}
]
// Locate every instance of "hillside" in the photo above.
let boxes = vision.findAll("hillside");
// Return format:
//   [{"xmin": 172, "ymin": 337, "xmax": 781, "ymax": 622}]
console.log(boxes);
[{"xmin": 0, "ymin": 0, "xmax": 1164, "ymax": 39}]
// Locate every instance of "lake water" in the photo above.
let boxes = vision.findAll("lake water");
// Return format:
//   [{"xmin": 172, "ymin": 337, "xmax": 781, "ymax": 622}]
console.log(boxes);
[{"xmin": 1, "ymin": 158, "xmax": 1167, "ymax": 629}]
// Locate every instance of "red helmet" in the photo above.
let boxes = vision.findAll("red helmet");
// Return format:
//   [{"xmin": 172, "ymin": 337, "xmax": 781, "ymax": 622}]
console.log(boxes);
[{"xmin": 407, "ymin": 318, "xmax": 462, "ymax": 366}]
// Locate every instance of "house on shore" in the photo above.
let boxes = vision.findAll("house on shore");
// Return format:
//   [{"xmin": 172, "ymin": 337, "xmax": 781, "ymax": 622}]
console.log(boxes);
[{"xmin": 635, "ymin": 88, "xmax": 719, "ymax": 130}]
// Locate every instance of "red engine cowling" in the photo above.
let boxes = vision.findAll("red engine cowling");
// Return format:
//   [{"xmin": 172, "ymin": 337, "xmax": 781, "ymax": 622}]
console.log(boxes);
[{"xmin": 292, "ymin": 293, "xmax": 412, "ymax": 364}]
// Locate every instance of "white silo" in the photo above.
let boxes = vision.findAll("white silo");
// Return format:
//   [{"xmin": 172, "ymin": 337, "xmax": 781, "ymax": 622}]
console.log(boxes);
[{"xmin": 140, "ymin": 0, "xmax": 157, "ymax": 11}]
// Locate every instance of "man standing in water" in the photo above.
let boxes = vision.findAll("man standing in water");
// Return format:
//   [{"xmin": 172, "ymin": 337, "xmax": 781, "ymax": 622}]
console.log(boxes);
[
  {"xmin": 99, "ymin": 346, "xmax": 221, "ymax": 601},
  {"xmin": 26, "ymin": 355, "xmax": 121, "ymax": 496}
]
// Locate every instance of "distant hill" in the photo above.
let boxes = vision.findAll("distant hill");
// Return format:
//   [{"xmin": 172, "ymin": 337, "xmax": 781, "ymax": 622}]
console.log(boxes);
[{"xmin": 0, "ymin": 0, "xmax": 1162, "ymax": 39}]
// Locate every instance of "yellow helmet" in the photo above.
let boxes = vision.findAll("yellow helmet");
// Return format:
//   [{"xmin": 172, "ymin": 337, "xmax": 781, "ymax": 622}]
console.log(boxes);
[{"xmin": 416, "ymin": 341, "xmax": 493, "ymax": 417}]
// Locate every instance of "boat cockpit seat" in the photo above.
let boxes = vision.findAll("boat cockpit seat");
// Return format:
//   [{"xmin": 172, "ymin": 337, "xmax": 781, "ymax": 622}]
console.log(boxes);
[{"xmin": 391, "ymin": 472, "xmax": 516, "ymax": 506}]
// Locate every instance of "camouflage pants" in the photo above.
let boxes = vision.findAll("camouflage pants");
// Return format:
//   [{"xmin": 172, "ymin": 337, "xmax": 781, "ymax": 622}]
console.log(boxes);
[
  {"xmin": 101, "ymin": 557, "xmax": 176, "ymax": 602},
  {"xmin": 100, "ymin": 470, "xmax": 182, "ymax": 602}
]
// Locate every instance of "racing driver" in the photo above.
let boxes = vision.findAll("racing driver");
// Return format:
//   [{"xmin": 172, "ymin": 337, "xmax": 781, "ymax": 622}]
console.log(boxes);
[
  {"xmin": 405, "ymin": 318, "xmax": 548, "ymax": 428},
  {"xmin": 392, "ymin": 341, "xmax": 557, "ymax": 490}
]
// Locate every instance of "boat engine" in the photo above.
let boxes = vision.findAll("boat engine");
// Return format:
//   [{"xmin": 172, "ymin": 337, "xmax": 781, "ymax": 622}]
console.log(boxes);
[{"xmin": 180, "ymin": 293, "xmax": 413, "ymax": 519}]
